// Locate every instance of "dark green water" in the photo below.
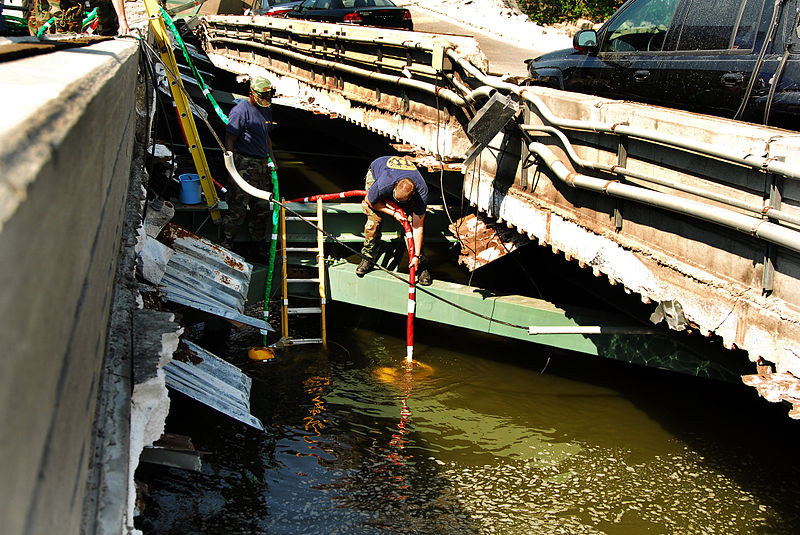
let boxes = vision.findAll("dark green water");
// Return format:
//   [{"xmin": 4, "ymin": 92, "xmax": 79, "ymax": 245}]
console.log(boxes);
[{"xmin": 135, "ymin": 307, "xmax": 800, "ymax": 534}]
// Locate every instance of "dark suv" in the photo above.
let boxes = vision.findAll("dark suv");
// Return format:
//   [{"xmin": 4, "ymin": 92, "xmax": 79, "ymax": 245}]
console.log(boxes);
[{"xmin": 525, "ymin": 0, "xmax": 800, "ymax": 129}]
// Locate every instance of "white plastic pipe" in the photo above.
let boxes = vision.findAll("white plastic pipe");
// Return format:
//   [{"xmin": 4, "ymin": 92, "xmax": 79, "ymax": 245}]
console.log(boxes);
[
  {"xmin": 528, "ymin": 326, "xmax": 655, "ymax": 335},
  {"xmin": 224, "ymin": 151, "xmax": 274, "ymax": 201}
]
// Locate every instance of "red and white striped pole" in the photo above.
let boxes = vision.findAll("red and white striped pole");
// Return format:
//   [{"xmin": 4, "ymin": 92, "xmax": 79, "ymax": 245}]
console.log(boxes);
[
  {"xmin": 287, "ymin": 190, "xmax": 367, "ymax": 203},
  {"xmin": 286, "ymin": 191, "xmax": 417, "ymax": 362},
  {"xmin": 386, "ymin": 201, "xmax": 416, "ymax": 363}
]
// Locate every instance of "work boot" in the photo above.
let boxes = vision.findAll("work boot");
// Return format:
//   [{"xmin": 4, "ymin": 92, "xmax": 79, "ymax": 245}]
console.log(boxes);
[{"xmin": 356, "ymin": 257, "xmax": 375, "ymax": 277}]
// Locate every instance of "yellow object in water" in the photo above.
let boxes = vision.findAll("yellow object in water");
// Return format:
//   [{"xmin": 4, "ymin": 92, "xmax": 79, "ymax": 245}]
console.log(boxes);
[
  {"xmin": 373, "ymin": 360, "xmax": 434, "ymax": 385},
  {"xmin": 248, "ymin": 347, "xmax": 276, "ymax": 361}
]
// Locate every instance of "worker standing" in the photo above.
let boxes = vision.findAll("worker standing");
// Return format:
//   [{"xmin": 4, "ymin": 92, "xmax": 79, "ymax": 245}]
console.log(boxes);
[
  {"xmin": 221, "ymin": 76, "xmax": 278, "ymax": 261},
  {"xmin": 357, "ymin": 155, "xmax": 432, "ymax": 286}
]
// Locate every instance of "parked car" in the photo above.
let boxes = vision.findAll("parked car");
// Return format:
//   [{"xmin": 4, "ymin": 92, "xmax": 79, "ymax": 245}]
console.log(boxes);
[
  {"xmin": 525, "ymin": 0, "xmax": 800, "ymax": 129},
  {"xmin": 284, "ymin": 0, "xmax": 413, "ymax": 30},
  {"xmin": 255, "ymin": 0, "xmax": 303, "ymax": 16},
  {"xmin": 256, "ymin": 0, "xmax": 304, "ymax": 17}
]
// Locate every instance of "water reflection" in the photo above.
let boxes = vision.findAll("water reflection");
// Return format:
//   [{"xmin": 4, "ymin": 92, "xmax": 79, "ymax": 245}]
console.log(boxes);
[{"xmin": 136, "ymin": 308, "xmax": 800, "ymax": 535}]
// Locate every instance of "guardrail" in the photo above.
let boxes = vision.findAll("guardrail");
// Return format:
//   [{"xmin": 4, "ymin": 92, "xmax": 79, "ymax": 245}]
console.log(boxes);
[{"xmin": 200, "ymin": 15, "xmax": 490, "ymax": 157}]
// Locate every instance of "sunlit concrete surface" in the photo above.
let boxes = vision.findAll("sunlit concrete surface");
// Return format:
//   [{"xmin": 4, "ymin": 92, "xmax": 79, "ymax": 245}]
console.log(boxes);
[{"xmin": 0, "ymin": 38, "xmax": 138, "ymax": 535}]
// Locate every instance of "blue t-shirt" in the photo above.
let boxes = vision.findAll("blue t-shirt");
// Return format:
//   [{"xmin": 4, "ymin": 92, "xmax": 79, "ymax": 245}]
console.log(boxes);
[
  {"xmin": 226, "ymin": 100, "xmax": 274, "ymax": 159},
  {"xmin": 367, "ymin": 156, "xmax": 429, "ymax": 216}
]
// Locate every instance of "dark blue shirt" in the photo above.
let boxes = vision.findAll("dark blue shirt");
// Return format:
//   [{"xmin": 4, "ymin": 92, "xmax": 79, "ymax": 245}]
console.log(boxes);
[
  {"xmin": 226, "ymin": 100, "xmax": 274, "ymax": 159},
  {"xmin": 367, "ymin": 156, "xmax": 429, "ymax": 216}
]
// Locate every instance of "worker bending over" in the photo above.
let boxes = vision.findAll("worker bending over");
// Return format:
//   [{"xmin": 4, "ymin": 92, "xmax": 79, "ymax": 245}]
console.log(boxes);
[
  {"xmin": 222, "ymin": 76, "xmax": 278, "ymax": 261},
  {"xmin": 357, "ymin": 155, "xmax": 432, "ymax": 286}
]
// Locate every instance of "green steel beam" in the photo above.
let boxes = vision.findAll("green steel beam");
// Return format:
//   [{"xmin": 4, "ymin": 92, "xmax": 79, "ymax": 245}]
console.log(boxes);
[
  {"xmin": 328, "ymin": 260, "xmax": 624, "ymax": 354},
  {"xmin": 326, "ymin": 261, "xmax": 740, "ymax": 381}
]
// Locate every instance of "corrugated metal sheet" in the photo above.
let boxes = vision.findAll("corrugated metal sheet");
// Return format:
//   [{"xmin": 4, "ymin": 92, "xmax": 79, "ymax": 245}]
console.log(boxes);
[
  {"xmin": 158, "ymin": 223, "xmax": 252, "ymax": 313},
  {"xmin": 165, "ymin": 340, "xmax": 264, "ymax": 430}
]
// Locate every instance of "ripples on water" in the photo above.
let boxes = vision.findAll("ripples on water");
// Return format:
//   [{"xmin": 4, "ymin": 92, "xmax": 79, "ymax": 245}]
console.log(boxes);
[{"xmin": 135, "ymin": 308, "xmax": 800, "ymax": 534}]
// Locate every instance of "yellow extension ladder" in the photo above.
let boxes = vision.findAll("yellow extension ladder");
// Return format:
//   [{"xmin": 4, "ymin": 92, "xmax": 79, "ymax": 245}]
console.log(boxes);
[
  {"xmin": 279, "ymin": 199, "xmax": 328, "ymax": 348},
  {"xmin": 143, "ymin": 0, "xmax": 221, "ymax": 221}
]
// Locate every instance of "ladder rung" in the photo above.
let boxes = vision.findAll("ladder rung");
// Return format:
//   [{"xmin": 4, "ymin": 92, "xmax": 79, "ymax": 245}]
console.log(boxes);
[
  {"xmin": 287, "ymin": 307, "xmax": 322, "ymax": 315},
  {"xmin": 286, "ymin": 216, "xmax": 319, "ymax": 221},
  {"xmin": 287, "ymin": 278, "xmax": 321, "ymax": 283},
  {"xmin": 285, "ymin": 247, "xmax": 320, "ymax": 252},
  {"xmin": 291, "ymin": 338, "xmax": 324, "ymax": 345}
]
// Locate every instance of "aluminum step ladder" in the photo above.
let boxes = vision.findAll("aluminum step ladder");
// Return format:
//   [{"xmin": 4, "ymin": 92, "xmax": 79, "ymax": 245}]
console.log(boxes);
[{"xmin": 279, "ymin": 199, "xmax": 327, "ymax": 348}]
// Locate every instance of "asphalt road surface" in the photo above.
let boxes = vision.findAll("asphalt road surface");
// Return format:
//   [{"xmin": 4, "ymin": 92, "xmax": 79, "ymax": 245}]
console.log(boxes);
[{"xmin": 407, "ymin": 7, "xmax": 543, "ymax": 77}]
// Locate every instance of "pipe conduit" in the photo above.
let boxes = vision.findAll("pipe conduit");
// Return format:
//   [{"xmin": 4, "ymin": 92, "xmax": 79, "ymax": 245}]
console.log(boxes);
[
  {"xmin": 524, "ymin": 125, "xmax": 800, "ymax": 229},
  {"xmin": 210, "ymin": 36, "xmax": 469, "ymax": 108},
  {"xmin": 528, "ymin": 142, "xmax": 800, "ymax": 254},
  {"xmin": 519, "ymin": 89, "xmax": 800, "ymax": 181}
]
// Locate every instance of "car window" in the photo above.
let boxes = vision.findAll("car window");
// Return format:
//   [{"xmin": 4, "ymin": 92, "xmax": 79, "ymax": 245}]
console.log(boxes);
[
  {"xmin": 602, "ymin": 0, "xmax": 680, "ymax": 53},
  {"xmin": 677, "ymin": 0, "xmax": 758, "ymax": 50},
  {"xmin": 732, "ymin": 0, "xmax": 766, "ymax": 49}
]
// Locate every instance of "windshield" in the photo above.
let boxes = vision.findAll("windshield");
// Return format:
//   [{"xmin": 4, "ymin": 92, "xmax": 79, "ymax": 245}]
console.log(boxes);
[{"xmin": 602, "ymin": 0, "xmax": 680, "ymax": 52}]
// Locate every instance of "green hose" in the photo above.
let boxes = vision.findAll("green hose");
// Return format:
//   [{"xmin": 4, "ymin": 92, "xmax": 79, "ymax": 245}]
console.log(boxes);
[
  {"xmin": 82, "ymin": 8, "xmax": 97, "ymax": 28},
  {"xmin": 36, "ymin": 8, "xmax": 96, "ymax": 36},
  {"xmin": 263, "ymin": 165, "xmax": 279, "ymax": 345},
  {"xmin": 36, "ymin": 16, "xmax": 55, "ymax": 36},
  {"xmin": 3, "ymin": 15, "xmax": 29, "ymax": 30},
  {"xmin": 36, "ymin": 8, "xmax": 97, "ymax": 37},
  {"xmin": 158, "ymin": 8, "xmax": 280, "ymax": 339},
  {"xmin": 159, "ymin": 8, "xmax": 230, "ymax": 125}
]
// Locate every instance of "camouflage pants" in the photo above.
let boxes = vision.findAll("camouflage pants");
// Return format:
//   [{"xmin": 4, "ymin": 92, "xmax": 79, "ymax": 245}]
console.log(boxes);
[
  {"xmin": 28, "ymin": 0, "xmax": 118, "ymax": 36},
  {"xmin": 360, "ymin": 168, "xmax": 384, "ymax": 259},
  {"xmin": 222, "ymin": 153, "xmax": 273, "ymax": 245},
  {"xmin": 28, "ymin": 0, "xmax": 82, "ymax": 35}
]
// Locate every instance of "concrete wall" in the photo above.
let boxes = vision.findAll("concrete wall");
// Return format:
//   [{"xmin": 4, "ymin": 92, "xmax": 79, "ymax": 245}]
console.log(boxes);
[{"xmin": 0, "ymin": 39, "xmax": 139, "ymax": 535}]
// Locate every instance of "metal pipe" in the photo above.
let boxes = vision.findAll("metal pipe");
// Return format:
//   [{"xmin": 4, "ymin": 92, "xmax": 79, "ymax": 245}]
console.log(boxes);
[
  {"xmin": 526, "ymin": 124, "xmax": 760, "ymax": 212},
  {"xmin": 528, "ymin": 326, "xmax": 655, "ymax": 335},
  {"xmin": 210, "ymin": 36, "xmax": 470, "ymax": 107},
  {"xmin": 528, "ymin": 141, "xmax": 800, "ymax": 254},
  {"xmin": 242, "ymin": 19, "xmax": 436, "ymax": 52},
  {"xmin": 446, "ymin": 48, "xmax": 520, "ymax": 96},
  {"xmin": 524, "ymin": 125, "xmax": 800, "ymax": 229},
  {"xmin": 519, "ymin": 89, "xmax": 800, "ymax": 181}
]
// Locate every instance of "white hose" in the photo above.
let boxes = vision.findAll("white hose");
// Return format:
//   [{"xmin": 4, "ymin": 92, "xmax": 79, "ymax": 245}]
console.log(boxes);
[{"xmin": 224, "ymin": 151, "xmax": 274, "ymax": 202}]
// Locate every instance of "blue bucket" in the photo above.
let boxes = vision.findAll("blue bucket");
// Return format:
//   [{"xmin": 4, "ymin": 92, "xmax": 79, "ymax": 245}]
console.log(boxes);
[{"xmin": 178, "ymin": 173, "xmax": 202, "ymax": 205}]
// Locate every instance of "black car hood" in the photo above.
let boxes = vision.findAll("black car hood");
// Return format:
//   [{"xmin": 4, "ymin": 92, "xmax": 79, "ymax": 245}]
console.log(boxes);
[{"xmin": 530, "ymin": 47, "xmax": 581, "ymax": 65}]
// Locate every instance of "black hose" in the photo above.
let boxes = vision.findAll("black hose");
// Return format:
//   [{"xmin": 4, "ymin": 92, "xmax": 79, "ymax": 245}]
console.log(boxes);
[
  {"xmin": 764, "ymin": 46, "xmax": 791, "ymax": 124},
  {"xmin": 734, "ymin": 0, "xmax": 786, "ymax": 121}
]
